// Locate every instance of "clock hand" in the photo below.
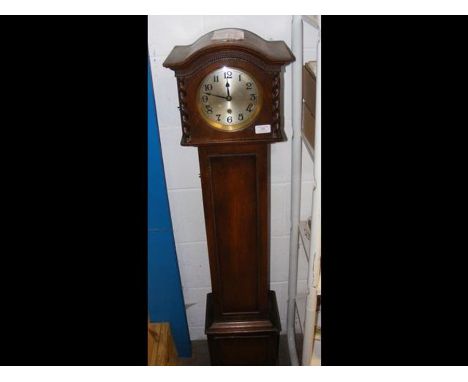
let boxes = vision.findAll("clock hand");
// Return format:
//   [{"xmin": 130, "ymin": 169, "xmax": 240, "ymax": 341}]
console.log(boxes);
[
  {"xmin": 204, "ymin": 92, "xmax": 228, "ymax": 100},
  {"xmin": 225, "ymin": 81, "xmax": 232, "ymax": 101}
]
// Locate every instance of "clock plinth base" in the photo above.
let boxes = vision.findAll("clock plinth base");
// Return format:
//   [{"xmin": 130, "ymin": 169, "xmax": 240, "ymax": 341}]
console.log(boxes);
[{"xmin": 205, "ymin": 291, "xmax": 281, "ymax": 366}]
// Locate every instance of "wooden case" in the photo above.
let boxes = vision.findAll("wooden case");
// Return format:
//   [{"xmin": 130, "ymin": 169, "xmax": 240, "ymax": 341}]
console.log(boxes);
[{"xmin": 163, "ymin": 28, "xmax": 294, "ymax": 366}]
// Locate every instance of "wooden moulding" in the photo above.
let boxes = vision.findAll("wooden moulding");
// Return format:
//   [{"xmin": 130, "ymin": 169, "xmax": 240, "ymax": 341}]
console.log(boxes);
[
  {"xmin": 205, "ymin": 291, "xmax": 281, "ymax": 365},
  {"xmin": 205, "ymin": 291, "xmax": 281, "ymax": 334}
]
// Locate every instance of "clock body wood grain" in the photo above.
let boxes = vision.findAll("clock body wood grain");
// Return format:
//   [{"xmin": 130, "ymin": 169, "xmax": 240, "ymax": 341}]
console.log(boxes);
[{"xmin": 163, "ymin": 28, "xmax": 294, "ymax": 365}]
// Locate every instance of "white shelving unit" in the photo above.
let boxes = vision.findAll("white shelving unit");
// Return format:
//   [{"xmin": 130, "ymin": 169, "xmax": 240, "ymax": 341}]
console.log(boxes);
[
  {"xmin": 298, "ymin": 221, "xmax": 311, "ymax": 262},
  {"xmin": 287, "ymin": 15, "xmax": 321, "ymax": 366}
]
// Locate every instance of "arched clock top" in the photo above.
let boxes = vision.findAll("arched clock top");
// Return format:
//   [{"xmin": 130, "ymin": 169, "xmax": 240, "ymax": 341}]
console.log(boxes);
[{"xmin": 163, "ymin": 28, "xmax": 295, "ymax": 71}]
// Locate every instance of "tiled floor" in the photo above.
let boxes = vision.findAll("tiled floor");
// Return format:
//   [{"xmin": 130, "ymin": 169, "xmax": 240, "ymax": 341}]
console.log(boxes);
[{"xmin": 178, "ymin": 335, "xmax": 291, "ymax": 366}]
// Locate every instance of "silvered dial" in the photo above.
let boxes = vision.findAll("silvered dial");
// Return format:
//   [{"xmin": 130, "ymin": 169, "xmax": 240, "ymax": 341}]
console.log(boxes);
[{"xmin": 197, "ymin": 66, "xmax": 261, "ymax": 132}]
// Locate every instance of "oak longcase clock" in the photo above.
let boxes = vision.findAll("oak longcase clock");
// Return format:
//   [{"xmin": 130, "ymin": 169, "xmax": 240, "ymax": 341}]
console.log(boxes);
[{"xmin": 163, "ymin": 28, "xmax": 294, "ymax": 366}]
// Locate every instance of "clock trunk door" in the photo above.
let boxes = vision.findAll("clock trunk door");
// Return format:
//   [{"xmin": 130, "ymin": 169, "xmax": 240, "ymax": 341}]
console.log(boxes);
[{"xmin": 199, "ymin": 144, "xmax": 269, "ymax": 317}]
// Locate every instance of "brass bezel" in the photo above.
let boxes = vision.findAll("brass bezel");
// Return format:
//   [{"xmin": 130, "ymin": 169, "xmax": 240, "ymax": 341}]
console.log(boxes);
[{"xmin": 196, "ymin": 67, "xmax": 263, "ymax": 132}]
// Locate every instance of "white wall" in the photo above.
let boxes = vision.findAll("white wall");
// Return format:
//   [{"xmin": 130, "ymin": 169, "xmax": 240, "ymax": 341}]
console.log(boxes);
[{"xmin": 148, "ymin": 15, "xmax": 318, "ymax": 340}]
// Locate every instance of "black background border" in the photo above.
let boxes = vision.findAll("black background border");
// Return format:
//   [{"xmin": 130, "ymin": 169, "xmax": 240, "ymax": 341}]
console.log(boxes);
[{"xmin": 1, "ymin": 15, "xmax": 467, "ymax": 366}]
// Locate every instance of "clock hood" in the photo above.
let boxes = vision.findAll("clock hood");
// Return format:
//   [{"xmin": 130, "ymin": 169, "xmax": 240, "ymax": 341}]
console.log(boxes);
[{"xmin": 163, "ymin": 28, "xmax": 295, "ymax": 70}]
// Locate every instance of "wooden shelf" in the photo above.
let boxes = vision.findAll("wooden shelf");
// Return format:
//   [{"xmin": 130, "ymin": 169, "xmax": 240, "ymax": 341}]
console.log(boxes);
[{"xmin": 305, "ymin": 61, "xmax": 317, "ymax": 76}]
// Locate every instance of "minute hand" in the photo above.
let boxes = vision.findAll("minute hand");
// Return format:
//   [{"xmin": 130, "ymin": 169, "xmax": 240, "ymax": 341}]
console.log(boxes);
[{"xmin": 205, "ymin": 92, "xmax": 228, "ymax": 100}]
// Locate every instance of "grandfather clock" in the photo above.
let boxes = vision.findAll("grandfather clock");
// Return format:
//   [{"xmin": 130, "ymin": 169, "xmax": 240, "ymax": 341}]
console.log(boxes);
[{"xmin": 163, "ymin": 28, "xmax": 294, "ymax": 365}]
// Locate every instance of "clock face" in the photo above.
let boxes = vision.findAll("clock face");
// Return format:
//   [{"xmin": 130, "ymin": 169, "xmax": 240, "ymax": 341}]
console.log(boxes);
[{"xmin": 197, "ymin": 66, "xmax": 262, "ymax": 132}]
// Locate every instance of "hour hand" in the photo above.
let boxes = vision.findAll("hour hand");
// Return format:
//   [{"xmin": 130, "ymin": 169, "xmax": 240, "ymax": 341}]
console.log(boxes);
[
  {"xmin": 225, "ymin": 81, "xmax": 232, "ymax": 101},
  {"xmin": 204, "ymin": 92, "xmax": 228, "ymax": 100}
]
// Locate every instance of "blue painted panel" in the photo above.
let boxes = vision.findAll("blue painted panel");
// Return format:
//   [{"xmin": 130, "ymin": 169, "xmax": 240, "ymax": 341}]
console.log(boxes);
[{"xmin": 148, "ymin": 60, "xmax": 191, "ymax": 357}]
